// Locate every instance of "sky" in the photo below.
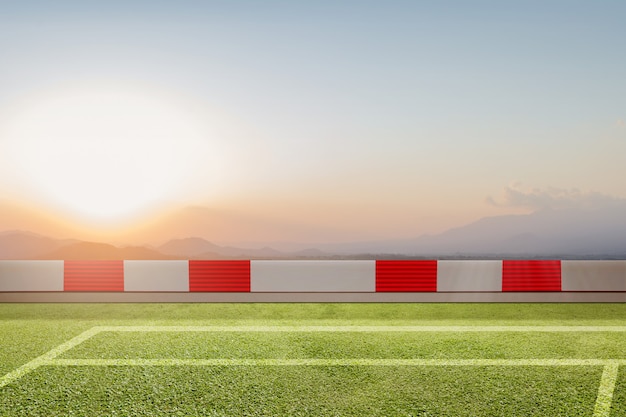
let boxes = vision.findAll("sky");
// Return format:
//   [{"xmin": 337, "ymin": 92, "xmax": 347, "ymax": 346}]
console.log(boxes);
[{"xmin": 0, "ymin": 1, "xmax": 625, "ymax": 244}]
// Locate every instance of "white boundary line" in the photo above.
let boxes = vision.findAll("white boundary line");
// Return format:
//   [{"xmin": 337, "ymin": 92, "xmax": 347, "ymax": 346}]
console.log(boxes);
[
  {"xmin": 1, "ymin": 325, "xmax": 624, "ymax": 417},
  {"xmin": 0, "ymin": 327, "xmax": 100, "ymax": 389},
  {"xmin": 595, "ymin": 363, "xmax": 619, "ymax": 417},
  {"xmin": 93, "ymin": 325, "xmax": 626, "ymax": 332},
  {"xmin": 50, "ymin": 358, "xmax": 625, "ymax": 367}
]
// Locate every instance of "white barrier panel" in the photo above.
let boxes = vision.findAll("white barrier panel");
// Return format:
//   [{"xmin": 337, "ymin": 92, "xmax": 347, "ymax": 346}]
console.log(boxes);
[
  {"xmin": 562, "ymin": 261, "xmax": 626, "ymax": 291},
  {"xmin": 0, "ymin": 261, "xmax": 64, "ymax": 292},
  {"xmin": 251, "ymin": 260, "xmax": 376, "ymax": 292},
  {"xmin": 437, "ymin": 260, "xmax": 502, "ymax": 292},
  {"xmin": 124, "ymin": 261, "xmax": 189, "ymax": 292}
]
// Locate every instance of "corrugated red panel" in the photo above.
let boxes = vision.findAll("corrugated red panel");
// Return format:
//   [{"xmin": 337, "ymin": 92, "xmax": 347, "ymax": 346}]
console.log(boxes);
[
  {"xmin": 376, "ymin": 260, "xmax": 437, "ymax": 292},
  {"xmin": 64, "ymin": 260, "xmax": 124, "ymax": 292},
  {"xmin": 502, "ymin": 260, "xmax": 561, "ymax": 292},
  {"xmin": 189, "ymin": 260, "xmax": 250, "ymax": 292}
]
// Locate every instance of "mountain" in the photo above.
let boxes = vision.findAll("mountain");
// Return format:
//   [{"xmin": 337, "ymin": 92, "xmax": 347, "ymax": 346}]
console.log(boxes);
[
  {"xmin": 2, "ymin": 203, "xmax": 626, "ymax": 259},
  {"xmin": 0, "ymin": 232, "xmax": 330, "ymax": 260},
  {"xmin": 415, "ymin": 204, "xmax": 626, "ymax": 256},
  {"xmin": 0, "ymin": 231, "xmax": 175, "ymax": 260},
  {"xmin": 0, "ymin": 231, "xmax": 77, "ymax": 259},
  {"xmin": 40, "ymin": 241, "xmax": 177, "ymax": 260},
  {"xmin": 158, "ymin": 237, "xmax": 328, "ymax": 259},
  {"xmin": 316, "ymin": 204, "xmax": 626, "ymax": 257},
  {"xmin": 158, "ymin": 237, "xmax": 225, "ymax": 257}
]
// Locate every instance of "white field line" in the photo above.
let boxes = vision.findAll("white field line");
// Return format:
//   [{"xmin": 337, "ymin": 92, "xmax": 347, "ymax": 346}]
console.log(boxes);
[
  {"xmin": 50, "ymin": 358, "xmax": 624, "ymax": 367},
  {"xmin": 594, "ymin": 363, "xmax": 619, "ymax": 417},
  {"xmin": 91, "ymin": 325, "xmax": 626, "ymax": 332},
  {"xmin": 0, "ymin": 327, "xmax": 101, "ymax": 389},
  {"xmin": 2, "ymin": 325, "xmax": 624, "ymax": 416}
]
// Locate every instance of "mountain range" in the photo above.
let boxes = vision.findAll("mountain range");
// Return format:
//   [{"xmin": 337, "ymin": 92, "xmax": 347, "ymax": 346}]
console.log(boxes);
[
  {"xmin": 312, "ymin": 203, "xmax": 626, "ymax": 257},
  {"xmin": 1, "ymin": 203, "xmax": 626, "ymax": 259}
]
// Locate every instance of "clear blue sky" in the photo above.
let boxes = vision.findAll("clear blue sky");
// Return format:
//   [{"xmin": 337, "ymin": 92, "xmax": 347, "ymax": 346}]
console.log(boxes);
[{"xmin": 0, "ymin": 1, "xmax": 625, "ymax": 241}]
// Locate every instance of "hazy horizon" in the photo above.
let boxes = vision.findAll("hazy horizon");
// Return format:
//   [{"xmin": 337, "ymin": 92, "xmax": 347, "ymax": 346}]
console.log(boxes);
[{"xmin": 1, "ymin": 1, "xmax": 625, "ymax": 246}]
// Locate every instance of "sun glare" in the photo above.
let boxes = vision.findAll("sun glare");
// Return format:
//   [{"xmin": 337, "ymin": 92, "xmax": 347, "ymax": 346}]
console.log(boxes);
[{"xmin": 1, "ymin": 83, "xmax": 219, "ymax": 224}]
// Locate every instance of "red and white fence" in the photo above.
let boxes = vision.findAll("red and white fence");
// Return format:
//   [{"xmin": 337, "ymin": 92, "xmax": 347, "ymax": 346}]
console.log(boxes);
[{"xmin": 1, "ymin": 260, "xmax": 625, "ymax": 296}]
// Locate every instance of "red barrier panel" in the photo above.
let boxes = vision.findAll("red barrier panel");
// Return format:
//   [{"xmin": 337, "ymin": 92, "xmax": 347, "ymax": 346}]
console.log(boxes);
[
  {"xmin": 376, "ymin": 260, "xmax": 437, "ymax": 292},
  {"xmin": 502, "ymin": 260, "xmax": 561, "ymax": 292},
  {"xmin": 189, "ymin": 260, "xmax": 250, "ymax": 292},
  {"xmin": 64, "ymin": 260, "xmax": 124, "ymax": 292}
]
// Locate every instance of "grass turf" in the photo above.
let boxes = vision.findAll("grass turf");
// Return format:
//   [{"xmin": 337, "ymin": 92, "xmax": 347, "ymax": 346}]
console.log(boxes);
[
  {"xmin": 2, "ymin": 303, "xmax": 626, "ymax": 416},
  {"xmin": 62, "ymin": 330, "xmax": 626, "ymax": 360},
  {"xmin": 1, "ymin": 365, "xmax": 600, "ymax": 416}
]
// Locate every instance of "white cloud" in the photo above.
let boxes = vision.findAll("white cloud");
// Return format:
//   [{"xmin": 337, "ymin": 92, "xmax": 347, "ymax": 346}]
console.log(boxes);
[{"xmin": 486, "ymin": 183, "xmax": 624, "ymax": 211}]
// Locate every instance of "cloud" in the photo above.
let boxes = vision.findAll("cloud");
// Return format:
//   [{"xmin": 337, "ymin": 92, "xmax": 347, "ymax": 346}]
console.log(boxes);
[
  {"xmin": 616, "ymin": 119, "xmax": 625, "ymax": 128},
  {"xmin": 486, "ymin": 183, "xmax": 624, "ymax": 211}
]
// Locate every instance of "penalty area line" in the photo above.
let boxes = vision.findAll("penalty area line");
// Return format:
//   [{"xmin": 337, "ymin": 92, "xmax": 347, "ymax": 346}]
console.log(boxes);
[
  {"xmin": 92, "ymin": 325, "xmax": 626, "ymax": 333},
  {"xmin": 48, "ymin": 358, "xmax": 625, "ymax": 367},
  {"xmin": 2, "ymin": 324, "xmax": 621, "ymax": 415},
  {"xmin": 0, "ymin": 326, "xmax": 101, "ymax": 389},
  {"xmin": 594, "ymin": 363, "xmax": 619, "ymax": 417}
]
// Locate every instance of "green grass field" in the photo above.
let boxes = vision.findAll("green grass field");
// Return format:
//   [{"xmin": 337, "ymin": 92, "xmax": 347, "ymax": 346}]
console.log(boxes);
[{"xmin": 2, "ymin": 303, "xmax": 626, "ymax": 416}]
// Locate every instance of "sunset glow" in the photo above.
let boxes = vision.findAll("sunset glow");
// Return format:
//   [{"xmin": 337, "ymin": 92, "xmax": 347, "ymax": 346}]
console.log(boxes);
[
  {"xmin": 2, "ymin": 84, "xmax": 219, "ymax": 223},
  {"xmin": 0, "ymin": 1, "xmax": 625, "ymax": 247}
]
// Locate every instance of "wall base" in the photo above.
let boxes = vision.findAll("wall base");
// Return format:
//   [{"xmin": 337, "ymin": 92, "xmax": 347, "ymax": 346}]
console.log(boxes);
[{"xmin": 1, "ymin": 292, "xmax": 625, "ymax": 303}]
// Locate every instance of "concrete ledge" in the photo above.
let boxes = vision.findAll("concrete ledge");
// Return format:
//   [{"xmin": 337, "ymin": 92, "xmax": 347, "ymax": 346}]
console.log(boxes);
[{"xmin": 1, "ymin": 292, "xmax": 625, "ymax": 303}]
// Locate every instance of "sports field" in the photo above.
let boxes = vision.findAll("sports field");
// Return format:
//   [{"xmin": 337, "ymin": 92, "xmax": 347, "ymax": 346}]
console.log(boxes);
[{"xmin": 2, "ymin": 304, "xmax": 626, "ymax": 416}]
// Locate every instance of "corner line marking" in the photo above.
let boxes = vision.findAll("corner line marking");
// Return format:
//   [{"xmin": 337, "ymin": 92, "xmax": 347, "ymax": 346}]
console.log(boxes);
[{"xmin": 0, "ymin": 326, "xmax": 101, "ymax": 389}]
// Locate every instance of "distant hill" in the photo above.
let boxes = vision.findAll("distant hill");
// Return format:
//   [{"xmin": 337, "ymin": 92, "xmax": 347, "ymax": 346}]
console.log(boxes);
[
  {"xmin": 0, "ymin": 231, "xmax": 77, "ymax": 259},
  {"xmin": 414, "ymin": 204, "xmax": 626, "ymax": 256},
  {"xmin": 317, "ymin": 203, "xmax": 626, "ymax": 257},
  {"xmin": 158, "ymin": 237, "xmax": 225, "ymax": 257},
  {"xmin": 0, "ymin": 232, "xmax": 330, "ymax": 260},
  {"xmin": 40, "ymin": 241, "xmax": 178, "ymax": 260},
  {"xmin": 2, "ymin": 203, "xmax": 626, "ymax": 259},
  {"xmin": 158, "ymin": 237, "xmax": 328, "ymax": 259},
  {"xmin": 0, "ymin": 231, "xmax": 176, "ymax": 260}
]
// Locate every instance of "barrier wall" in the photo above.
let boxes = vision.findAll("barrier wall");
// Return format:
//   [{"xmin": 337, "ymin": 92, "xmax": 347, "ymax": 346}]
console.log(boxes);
[
  {"xmin": 502, "ymin": 260, "xmax": 561, "ymax": 292},
  {"xmin": 437, "ymin": 260, "xmax": 502, "ymax": 292},
  {"xmin": 0, "ymin": 261, "xmax": 64, "ymax": 292},
  {"xmin": 64, "ymin": 260, "xmax": 124, "ymax": 292},
  {"xmin": 562, "ymin": 261, "xmax": 626, "ymax": 291},
  {"xmin": 251, "ymin": 261, "xmax": 375, "ymax": 292},
  {"xmin": 189, "ymin": 260, "xmax": 250, "ymax": 292},
  {"xmin": 1, "ymin": 260, "xmax": 626, "ymax": 302},
  {"xmin": 376, "ymin": 260, "xmax": 437, "ymax": 292},
  {"xmin": 124, "ymin": 261, "xmax": 189, "ymax": 292}
]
